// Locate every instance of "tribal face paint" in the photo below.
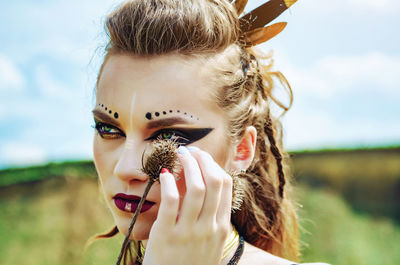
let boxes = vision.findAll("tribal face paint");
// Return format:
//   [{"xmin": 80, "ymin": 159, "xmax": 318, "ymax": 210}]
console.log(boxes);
[
  {"xmin": 98, "ymin": 103, "xmax": 119, "ymax": 119},
  {"xmin": 144, "ymin": 128, "xmax": 213, "ymax": 146},
  {"xmin": 145, "ymin": 110, "xmax": 199, "ymax": 121}
]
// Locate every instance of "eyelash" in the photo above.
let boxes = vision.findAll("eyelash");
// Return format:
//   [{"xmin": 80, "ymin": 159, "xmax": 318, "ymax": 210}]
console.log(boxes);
[
  {"xmin": 93, "ymin": 121, "xmax": 125, "ymax": 139},
  {"xmin": 145, "ymin": 129, "xmax": 189, "ymax": 145},
  {"xmin": 92, "ymin": 121, "xmax": 188, "ymax": 144}
]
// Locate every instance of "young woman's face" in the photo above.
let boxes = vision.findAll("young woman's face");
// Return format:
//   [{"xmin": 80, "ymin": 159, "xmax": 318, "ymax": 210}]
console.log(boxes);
[{"xmin": 93, "ymin": 54, "xmax": 232, "ymax": 240}]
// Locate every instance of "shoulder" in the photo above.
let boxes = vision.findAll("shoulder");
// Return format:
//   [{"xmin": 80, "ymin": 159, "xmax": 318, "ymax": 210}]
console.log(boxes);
[{"xmin": 238, "ymin": 242, "xmax": 330, "ymax": 265}]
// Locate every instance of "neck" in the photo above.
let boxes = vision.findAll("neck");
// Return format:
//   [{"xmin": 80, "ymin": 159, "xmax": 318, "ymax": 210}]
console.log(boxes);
[{"xmin": 219, "ymin": 226, "xmax": 240, "ymax": 265}]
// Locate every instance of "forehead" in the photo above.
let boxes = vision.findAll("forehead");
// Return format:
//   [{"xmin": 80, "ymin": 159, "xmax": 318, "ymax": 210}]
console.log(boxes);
[
  {"xmin": 98, "ymin": 54, "xmax": 215, "ymax": 104},
  {"xmin": 97, "ymin": 54, "xmax": 221, "ymax": 120}
]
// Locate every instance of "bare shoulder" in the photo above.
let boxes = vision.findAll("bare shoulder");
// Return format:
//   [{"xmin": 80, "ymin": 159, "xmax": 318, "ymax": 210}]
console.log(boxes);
[{"xmin": 238, "ymin": 242, "xmax": 330, "ymax": 265}]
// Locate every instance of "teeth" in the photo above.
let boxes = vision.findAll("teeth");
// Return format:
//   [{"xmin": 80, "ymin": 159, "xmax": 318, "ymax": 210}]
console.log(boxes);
[{"xmin": 125, "ymin": 202, "xmax": 132, "ymax": 212}]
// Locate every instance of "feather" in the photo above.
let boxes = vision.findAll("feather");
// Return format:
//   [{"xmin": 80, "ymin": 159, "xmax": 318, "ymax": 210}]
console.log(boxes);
[
  {"xmin": 243, "ymin": 22, "xmax": 287, "ymax": 47},
  {"xmin": 233, "ymin": 0, "xmax": 248, "ymax": 16},
  {"xmin": 239, "ymin": 0, "xmax": 296, "ymax": 32},
  {"xmin": 284, "ymin": 0, "xmax": 297, "ymax": 8}
]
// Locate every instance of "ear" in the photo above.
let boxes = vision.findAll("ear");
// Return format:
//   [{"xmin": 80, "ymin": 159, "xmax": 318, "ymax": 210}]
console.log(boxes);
[{"xmin": 230, "ymin": 126, "xmax": 257, "ymax": 172}]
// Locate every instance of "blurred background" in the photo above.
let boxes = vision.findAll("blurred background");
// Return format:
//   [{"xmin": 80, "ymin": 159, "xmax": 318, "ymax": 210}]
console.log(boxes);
[{"xmin": 0, "ymin": 0, "xmax": 399, "ymax": 264}]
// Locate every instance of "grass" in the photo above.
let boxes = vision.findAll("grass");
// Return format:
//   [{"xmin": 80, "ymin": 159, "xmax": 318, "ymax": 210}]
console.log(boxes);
[
  {"xmin": 0, "ymin": 177, "xmax": 120, "ymax": 265},
  {"xmin": 0, "ymin": 160, "xmax": 96, "ymax": 187},
  {"xmin": 290, "ymin": 147, "xmax": 400, "ymax": 221},
  {"xmin": 1, "ymin": 147, "xmax": 399, "ymax": 264},
  {"xmin": 1, "ymin": 176, "xmax": 399, "ymax": 265},
  {"xmin": 297, "ymin": 186, "xmax": 400, "ymax": 265}
]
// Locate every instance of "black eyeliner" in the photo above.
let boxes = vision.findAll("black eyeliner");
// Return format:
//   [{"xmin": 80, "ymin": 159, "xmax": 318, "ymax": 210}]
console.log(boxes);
[
  {"xmin": 145, "ymin": 128, "xmax": 214, "ymax": 145},
  {"xmin": 93, "ymin": 119, "xmax": 126, "ymax": 138}
]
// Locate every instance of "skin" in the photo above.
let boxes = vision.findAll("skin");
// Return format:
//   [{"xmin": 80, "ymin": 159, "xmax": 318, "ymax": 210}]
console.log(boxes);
[{"xmin": 93, "ymin": 53, "xmax": 301, "ymax": 265}]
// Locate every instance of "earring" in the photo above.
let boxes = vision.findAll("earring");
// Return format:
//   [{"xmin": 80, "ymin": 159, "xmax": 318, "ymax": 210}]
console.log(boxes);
[{"xmin": 231, "ymin": 172, "xmax": 245, "ymax": 212}]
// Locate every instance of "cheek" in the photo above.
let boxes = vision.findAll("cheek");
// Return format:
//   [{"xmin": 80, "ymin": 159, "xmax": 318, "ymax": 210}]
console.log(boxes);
[
  {"xmin": 93, "ymin": 136, "xmax": 119, "ymax": 182},
  {"xmin": 200, "ymin": 130, "xmax": 232, "ymax": 168}
]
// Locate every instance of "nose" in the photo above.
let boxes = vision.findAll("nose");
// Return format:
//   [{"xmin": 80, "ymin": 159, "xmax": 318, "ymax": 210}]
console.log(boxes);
[{"xmin": 113, "ymin": 138, "xmax": 148, "ymax": 183}]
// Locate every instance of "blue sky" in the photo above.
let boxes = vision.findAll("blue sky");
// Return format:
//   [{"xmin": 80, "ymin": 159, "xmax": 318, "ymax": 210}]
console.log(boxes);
[{"xmin": 0, "ymin": 0, "xmax": 399, "ymax": 168}]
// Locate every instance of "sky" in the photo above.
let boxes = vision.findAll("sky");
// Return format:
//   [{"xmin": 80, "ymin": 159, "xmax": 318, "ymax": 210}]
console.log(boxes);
[{"xmin": 0, "ymin": 0, "xmax": 399, "ymax": 168}]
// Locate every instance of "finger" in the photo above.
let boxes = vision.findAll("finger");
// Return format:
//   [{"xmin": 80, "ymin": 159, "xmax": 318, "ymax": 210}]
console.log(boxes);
[
  {"xmin": 190, "ymin": 148, "xmax": 223, "ymax": 224},
  {"xmin": 216, "ymin": 171, "xmax": 233, "ymax": 226},
  {"xmin": 157, "ymin": 169, "xmax": 180, "ymax": 227},
  {"xmin": 176, "ymin": 146, "xmax": 205, "ymax": 226}
]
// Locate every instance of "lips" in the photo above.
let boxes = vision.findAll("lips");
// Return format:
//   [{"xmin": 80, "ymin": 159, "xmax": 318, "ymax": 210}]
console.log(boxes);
[{"xmin": 113, "ymin": 193, "xmax": 155, "ymax": 213}]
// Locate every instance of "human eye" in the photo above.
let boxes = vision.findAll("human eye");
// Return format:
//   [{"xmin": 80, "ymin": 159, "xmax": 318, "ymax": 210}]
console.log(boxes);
[
  {"xmin": 93, "ymin": 120, "xmax": 125, "ymax": 139},
  {"xmin": 145, "ymin": 128, "xmax": 213, "ymax": 146}
]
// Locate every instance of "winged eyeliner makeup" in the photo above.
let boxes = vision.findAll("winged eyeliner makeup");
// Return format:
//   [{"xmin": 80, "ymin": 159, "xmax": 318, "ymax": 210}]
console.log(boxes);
[{"xmin": 144, "ymin": 128, "xmax": 213, "ymax": 146}]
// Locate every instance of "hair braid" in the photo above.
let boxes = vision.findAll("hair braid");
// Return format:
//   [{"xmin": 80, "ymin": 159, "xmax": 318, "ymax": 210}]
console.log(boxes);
[
  {"xmin": 240, "ymin": 50, "xmax": 286, "ymax": 199},
  {"xmin": 225, "ymin": 47, "xmax": 297, "ymax": 258},
  {"xmin": 264, "ymin": 115, "xmax": 285, "ymax": 198}
]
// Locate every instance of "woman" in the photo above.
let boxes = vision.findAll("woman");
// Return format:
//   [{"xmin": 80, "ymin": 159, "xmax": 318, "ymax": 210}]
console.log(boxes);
[{"xmin": 91, "ymin": 0, "xmax": 328, "ymax": 264}]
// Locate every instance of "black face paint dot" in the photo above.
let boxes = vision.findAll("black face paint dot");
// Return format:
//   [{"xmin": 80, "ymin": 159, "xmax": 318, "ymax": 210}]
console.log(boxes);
[
  {"xmin": 169, "ymin": 110, "xmax": 173, "ymax": 113},
  {"xmin": 162, "ymin": 111, "xmax": 166, "ymax": 115},
  {"xmin": 114, "ymin": 112, "xmax": 119, "ymax": 119},
  {"xmin": 155, "ymin": 112, "xmax": 160, "ymax": 117},
  {"xmin": 177, "ymin": 110, "xmax": 180, "ymax": 113},
  {"xmin": 109, "ymin": 110, "xmax": 112, "ymax": 114},
  {"xmin": 105, "ymin": 107, "xmax": 108, "ymax": 110},
  {"xmin": 145, "ymin": 112, "xmax": 152, "ymax": 120},
  {"xmin": 197, "ymin": 118, "xmax": 199, "ymax": 120},
  {"xmin": 101, "ymin": 104, "xmax": 104, "ymax": 107},
  {"xmin": 191, "ymin": 115, "xmax": 193, "ymax": 118},
  {"xmin": 184, "ymin": 112, "xmax": 187, "ymax": 115}
]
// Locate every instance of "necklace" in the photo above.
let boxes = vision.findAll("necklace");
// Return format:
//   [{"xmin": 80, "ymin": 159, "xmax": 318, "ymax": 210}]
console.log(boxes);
[{"xmin": 136, "ymin": 227, "xmax": 245, "ymax": 265}]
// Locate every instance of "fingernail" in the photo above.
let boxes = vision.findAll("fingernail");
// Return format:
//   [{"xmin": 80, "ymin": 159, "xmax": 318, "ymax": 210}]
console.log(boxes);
[
  {"xmin": 161, "ymin": 168, "xmax": 170, "ymax": 174},
  {"xmin": 187, "ymin": 146, "xmax": 200, "ymax": 151},
  {"xmin": 178, "ymin": 146, "xmax": 189, "ymax": 155}
]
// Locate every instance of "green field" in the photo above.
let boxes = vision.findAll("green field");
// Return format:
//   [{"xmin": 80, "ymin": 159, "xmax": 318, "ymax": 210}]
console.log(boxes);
[{"xmin": 1, "ymin": 147, "xmax": 399, "ymax": 265}]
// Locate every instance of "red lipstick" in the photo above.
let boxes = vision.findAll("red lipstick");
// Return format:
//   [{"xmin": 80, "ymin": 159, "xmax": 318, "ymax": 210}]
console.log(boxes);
[{"xmin": 113, "ymin": 193, "xmax": 155, "ymax": 213}]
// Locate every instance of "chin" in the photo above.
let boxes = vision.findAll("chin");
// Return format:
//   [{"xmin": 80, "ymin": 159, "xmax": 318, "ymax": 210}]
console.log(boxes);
[{"xmin": 112, "ymin": 208, "xmax": 157, "ymax": 241}]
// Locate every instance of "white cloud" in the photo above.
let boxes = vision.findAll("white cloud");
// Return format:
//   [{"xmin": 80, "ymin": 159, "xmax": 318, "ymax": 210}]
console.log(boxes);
[
  {"xmin": 244, "ymin": 0, "xmax": 400, "ymax": 17},
  {"xmin": 296, "ymin": 0, "xmax": 400, "ymax": 16},
  {"xmin": 0, "ymin": 142, "xmax": 47, "ymax": 166},
  {"xmin": 269, "ymin": 50, "xmax": 400, "ymax": 149},
  {"xmin": 34, "ymin": 64, "xmax": 75, "ymax": 100},
  {"xmin": 316, "ymin": 53, "xmax": 400, "ymax": 95},
  {"xmin": 273, "ymin": 51, "xmax": 400, "ymax": 98},
  {"xmin": 347, "ymin": 0, "xmax": 400, "ymax": 13},
  {"xmin": 0, "ymin": 54, "xmax": 25, "ymax": 92}
]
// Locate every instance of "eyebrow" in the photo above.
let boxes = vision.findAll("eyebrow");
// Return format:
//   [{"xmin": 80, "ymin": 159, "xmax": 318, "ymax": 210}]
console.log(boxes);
[
  {"xmin": 146, "ymin": 117, "xmax": 192, "ymax": 129},
  {"xmin": 92, "ymin": 109, "xmax": 121, "ymax": 127},
  {"xmin": 93, "ymin": 109, "xmax": 194, "ymax": 129}
]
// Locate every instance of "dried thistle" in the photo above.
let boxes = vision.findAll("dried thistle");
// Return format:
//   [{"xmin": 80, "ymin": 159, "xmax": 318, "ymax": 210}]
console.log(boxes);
[
  {"xmin": 116, "ymin": 139, "xmax": 180, "ymax": 265},
  {"xmin": 141, "ymin": 139, "xmax": 180, "ymax": 181}
]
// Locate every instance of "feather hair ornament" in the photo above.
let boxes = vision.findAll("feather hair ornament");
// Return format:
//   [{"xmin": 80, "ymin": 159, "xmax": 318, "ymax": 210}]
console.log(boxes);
[{"xmin": 232, "ymin": 0, "xmax": 298, "ymax": 47}]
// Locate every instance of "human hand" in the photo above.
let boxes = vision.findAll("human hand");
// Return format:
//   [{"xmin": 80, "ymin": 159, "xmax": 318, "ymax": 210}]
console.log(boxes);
[{"xmin": 142, "ymin": 146, "xmax": 233, "ymax": 265}]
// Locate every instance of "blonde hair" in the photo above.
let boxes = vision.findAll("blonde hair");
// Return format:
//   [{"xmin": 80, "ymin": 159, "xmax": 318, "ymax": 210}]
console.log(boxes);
[{"xmin": 92, "ymin": 0, "xmax": 299, "ymax": 263}]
